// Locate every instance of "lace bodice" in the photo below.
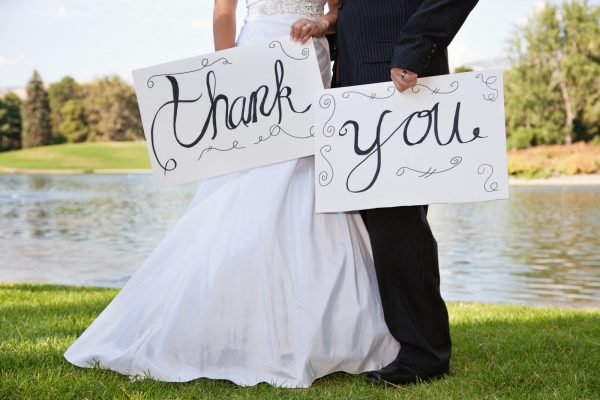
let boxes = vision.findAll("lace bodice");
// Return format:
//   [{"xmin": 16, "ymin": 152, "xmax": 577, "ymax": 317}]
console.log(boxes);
[{"xmin": 246, "ymin": 0, "xmax": 326, "ymax": 18}]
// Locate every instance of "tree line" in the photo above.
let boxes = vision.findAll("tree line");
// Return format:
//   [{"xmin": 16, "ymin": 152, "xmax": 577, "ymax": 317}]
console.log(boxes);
[
  {"xmin": 0, "ymin": 73, "xmax": 143, "ymax": 152},
  {"xmin": 0, "ymin": 0, "xmax": 597, "ymax": 152},
  {"xmin": 504, "ymin": 0, "xmax": 598, "ymax": 148}
]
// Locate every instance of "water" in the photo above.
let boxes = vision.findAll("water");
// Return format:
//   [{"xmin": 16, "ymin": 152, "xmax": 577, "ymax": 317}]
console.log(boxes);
[{"xmin": 1, "ymin": 174, "xmax": 599, "ymax": 307}]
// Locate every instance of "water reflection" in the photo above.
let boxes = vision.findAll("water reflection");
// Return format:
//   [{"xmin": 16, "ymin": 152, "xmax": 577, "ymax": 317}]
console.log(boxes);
[
  {"xmin": 1, "ymin": 174, "xmax": 599, "ymax": 306},
  {"xmin": 429, "ymin": 186, "xmax": 600, "ymax": 306}
]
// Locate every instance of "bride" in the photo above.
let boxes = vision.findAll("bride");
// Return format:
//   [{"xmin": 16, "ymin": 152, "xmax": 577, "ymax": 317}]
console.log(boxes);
[{"xmin": 64, "ymin": 0, "xmax": 399, "ymax": 388}]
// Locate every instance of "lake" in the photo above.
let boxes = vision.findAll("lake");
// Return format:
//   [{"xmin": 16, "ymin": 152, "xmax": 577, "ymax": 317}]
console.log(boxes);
[{"xmin": 1, "ymin": 174, "xmax": 598, "ymax": 307}]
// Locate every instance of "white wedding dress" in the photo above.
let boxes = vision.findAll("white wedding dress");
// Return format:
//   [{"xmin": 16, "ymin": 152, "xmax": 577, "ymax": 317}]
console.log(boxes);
[{"xmin": 64, "ymin": 0, "xmax": 399, "ymax": 388}]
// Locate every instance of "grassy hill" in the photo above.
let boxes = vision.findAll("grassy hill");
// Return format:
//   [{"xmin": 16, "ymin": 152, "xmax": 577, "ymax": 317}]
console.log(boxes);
[
  {"xmin": 1, "ymin": 141, "xmax": 599, "ymax": 178},
  {"xmin": 0, "ymin": 142, "xmax": 151, "ymax": 172}
]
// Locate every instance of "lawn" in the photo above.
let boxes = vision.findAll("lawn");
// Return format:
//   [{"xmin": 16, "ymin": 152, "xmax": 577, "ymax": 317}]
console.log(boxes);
[
  {"xmin": 0, "ymin": 283, "xmax": 599, "ymax": 399},
  {"xmin": 0, "ymin": 142, "xmax": 150, "ymax": 171},
  {"xmin": 1, "ymin": 141, "xmax": 600, "ymax": 178}
]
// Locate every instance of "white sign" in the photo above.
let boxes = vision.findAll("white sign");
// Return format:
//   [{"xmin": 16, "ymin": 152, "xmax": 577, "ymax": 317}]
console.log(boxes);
[
  {"xmin": 314, "ymin": 69, "xmax": 509, "ymax": 213},
  {"xmin": 133, "ymin": 37, "xmax": 323, "ymax": 186}
]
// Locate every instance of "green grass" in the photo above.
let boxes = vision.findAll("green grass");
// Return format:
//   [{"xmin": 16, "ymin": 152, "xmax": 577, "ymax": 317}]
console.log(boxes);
[
  {"xmin": 1, "ymin": 141, "xmax": 600, "ymax": 179},
  {"xmin": 0, "ymin": 283, "xmax": 599, "ymax": 399},
  {"xmin": 0, "ymin": 142, "xmax": 151, "ymax": 171}
]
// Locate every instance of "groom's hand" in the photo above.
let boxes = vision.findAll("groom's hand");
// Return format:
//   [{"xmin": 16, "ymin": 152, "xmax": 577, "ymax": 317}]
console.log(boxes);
[{"xmin": 391, "ymin": 68, "xmax": 418, "ymax": 93}]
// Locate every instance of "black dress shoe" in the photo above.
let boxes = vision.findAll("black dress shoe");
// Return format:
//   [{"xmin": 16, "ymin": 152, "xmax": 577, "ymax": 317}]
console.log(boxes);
[{"xmin": 366, "ymin": 356, "xmax": 449, "ymax": 387}]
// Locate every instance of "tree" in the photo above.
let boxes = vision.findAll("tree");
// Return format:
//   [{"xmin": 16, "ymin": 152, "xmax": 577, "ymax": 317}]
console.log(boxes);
[
  {"xmin": 81, "ymin": 76, "xmax": 143, "ymax": 142},
  {"xmin": 505, "ymin": 0, "xmax": 600, "ymax": 147},
  {"xmin": 561, "ymin": 0, "xmax": 600, "ymax": 141},
  {"xmin": 21, "ymin": 70, "xmax": 52, "ymax": 148},
  {"xmin": 504, "ymin": 59, "xmax": 565, "ymax": 147},
  {"xmin": 59, "ymin": 99, "xmax": 89, "ymax": 143},
  {"xmin": 48, "ymin": 76, "xmax": 82, "ymax": 143},
  {"xmin": 0, "ymin": 93, "xmax": 23, "ymax": 151}
]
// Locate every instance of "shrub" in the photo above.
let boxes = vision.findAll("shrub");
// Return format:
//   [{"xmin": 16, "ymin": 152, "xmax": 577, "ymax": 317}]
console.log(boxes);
[{"xmin": 507, "ymin": 127, "xmax": 538, "ymax": 149}]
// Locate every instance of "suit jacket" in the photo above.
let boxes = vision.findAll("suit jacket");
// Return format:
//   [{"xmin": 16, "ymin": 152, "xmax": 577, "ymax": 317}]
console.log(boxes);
[{"xmin": 333, "ymin": 0, "xmax": 478, "ymax": 86}]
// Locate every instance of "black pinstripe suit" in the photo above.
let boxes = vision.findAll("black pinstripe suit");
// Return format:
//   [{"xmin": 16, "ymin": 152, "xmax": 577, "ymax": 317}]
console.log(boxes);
[{"xmin": 334, "ymin": 0, "xmax": 478, "ymax": 372}]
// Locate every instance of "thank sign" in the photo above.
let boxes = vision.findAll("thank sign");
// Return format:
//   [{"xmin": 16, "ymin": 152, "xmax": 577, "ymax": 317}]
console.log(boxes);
[
  {"xmin": 314, "ymin": 69, "xmax": 509, "ymax": 213},
  {"xmin": 133, "ymin": 37, "xmax": 323, "ymax": 186}
]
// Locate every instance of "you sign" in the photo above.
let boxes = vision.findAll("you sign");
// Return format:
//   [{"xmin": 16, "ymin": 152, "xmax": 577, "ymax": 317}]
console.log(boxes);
[{"xmin": 314, "ymin": 70, "xmax": 509, "ymax": 213}]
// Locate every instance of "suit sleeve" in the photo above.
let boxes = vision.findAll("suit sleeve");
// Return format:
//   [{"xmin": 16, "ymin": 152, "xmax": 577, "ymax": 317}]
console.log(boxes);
[{"xmin": 391, "ymin": 0, "xmax": 478, "ymax": 75}]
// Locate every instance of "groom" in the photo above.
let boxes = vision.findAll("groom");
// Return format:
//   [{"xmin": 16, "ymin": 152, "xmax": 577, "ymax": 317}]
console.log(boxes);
[{"xmin": 333, "ymin": 0, "xmax": 479, "ymax": 386}]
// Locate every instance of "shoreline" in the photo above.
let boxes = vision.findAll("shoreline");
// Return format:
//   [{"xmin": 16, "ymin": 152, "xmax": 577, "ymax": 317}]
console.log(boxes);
[
  {"xmin": 2, "ymin": 167, "xmax": 600, "ymax": 185},
  {"xmin": 508, "ymin": 174, "xmax": 600, "ymax": 185},
  {"xmin": 0, "ymin": 167, "xmax": 151, "ymax": 175}
]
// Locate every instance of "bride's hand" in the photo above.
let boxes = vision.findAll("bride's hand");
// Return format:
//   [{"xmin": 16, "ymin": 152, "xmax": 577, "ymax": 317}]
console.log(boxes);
[{"xmin": 290, "ymin": 18, "xmax": 329, "ymax": 44}]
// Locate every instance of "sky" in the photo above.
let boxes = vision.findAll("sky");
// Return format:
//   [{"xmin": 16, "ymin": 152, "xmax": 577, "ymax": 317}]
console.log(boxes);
[{"xmin": 0, "ymin": 0, "xmax": 593, "ymax": 88}]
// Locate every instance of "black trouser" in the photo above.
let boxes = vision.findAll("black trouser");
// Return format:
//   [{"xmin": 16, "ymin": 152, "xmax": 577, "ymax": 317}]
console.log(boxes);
[{"xmin": 360, "ymin": 205, "xmax": 451, "ymax": 371}]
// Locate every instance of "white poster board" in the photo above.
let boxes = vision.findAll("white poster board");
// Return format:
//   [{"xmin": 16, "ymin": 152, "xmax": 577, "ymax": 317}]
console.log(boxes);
[
  {"xmin": 132, "ymin": 37, "xmax": 323, "ymax": 187},
  {"xmin": 314, "ymin": 69, "xmax": 509, "ymax": 213}
]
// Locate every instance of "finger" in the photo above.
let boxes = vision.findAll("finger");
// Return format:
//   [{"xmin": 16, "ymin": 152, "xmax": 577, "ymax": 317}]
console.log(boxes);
[
  {"xmin": 299, "ymin": 24, "xmax": 311, "ymax": 40},
  {"xmin": 391, "ymin": 72, "xmax": 417, "ymax": 92},
  {"xmin": 391, "ymin": 76, "xmax": 404, "ymax": 92},
  {"xmin": 391, "ymin": 69, "xmax": 403, "ymax": 83},
  {"xmin": 300, "ymin": 25, "xmax": 316, "ymax": 44},
  {"xmin": 291, "ymin": 19, "xmax": 309, "ymax": 40},
  {"xmin": 392, "ymin": 69, "xmax": 417, "ymax": 81},
  {"xmin": 290, "ymin": 21, "xmax": 302, "ymax": 40},
  {"xmin": 405, "ymin": 76, "xmax": 418, "ymax": 87},
  {"xmin": 403, "ymin": 76, "xmax": 417, "ymax": 87},
  {"xmin": 392, "ymin": 79, "xmax": 405, "ymax": 93},
  {"xmin": 390, "ymin": 72, "xmax": 402, "ymax": 89},
  {"xmin": 391, "ymin": 75, "xmax": 411, "ymax": 93},
  {"xmin": 392, "ymin": 69, "xmax": 411, "ymax": 82},
  {"xmin": 291, "ymin": 25, "xmax": 300, "ymax": 41}
]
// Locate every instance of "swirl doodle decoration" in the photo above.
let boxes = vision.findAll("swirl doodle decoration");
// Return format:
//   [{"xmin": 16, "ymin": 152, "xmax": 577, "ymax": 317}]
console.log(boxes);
[
  {"xmin": 411, "ymin": 81, "xmax": 459, "ymax": 95},
  {"xmin": 319, "ymin": 94, "xmax": 336, "ymax": 137},
  {"xmin": 254, "ymin": 124, "xmax": 314, "ymax": 144},
  {"xmin": 396, "ymin": 156, "xmax": 463, "ymax": 178},
  {"xmin": 318, "ymin": 145, "xmax": 334, "ymax": 186},
  {"xmin": 475, "ymin": 73, "xmax": 499, "ymax": 102},
  {"xmin": 197, "ymin": 141, "xmax": 246, "ymax": 161},
  {"xmin": 146, "ymin": 57, "xmax": 232, "ymax": 88},
  {"xmin": 341, "ymin": 85, "xmax": 396, "ymax": 100},
  {"xmin": 478, "ymin": 164, "xmax": 499, "ymax": 192},
  {"xmin": 268, "ymin": 40, "xmax": 310, "ymax": 60}
]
